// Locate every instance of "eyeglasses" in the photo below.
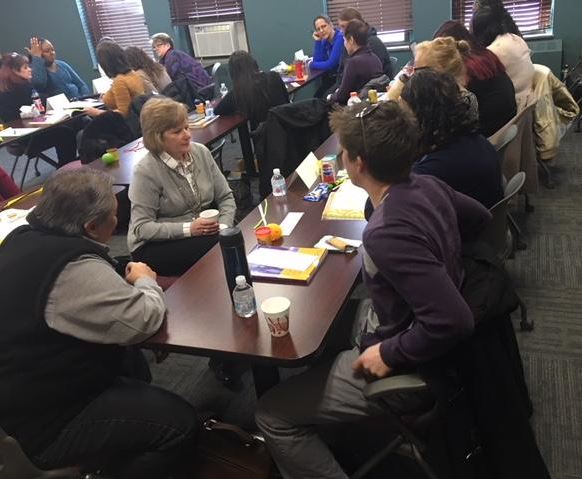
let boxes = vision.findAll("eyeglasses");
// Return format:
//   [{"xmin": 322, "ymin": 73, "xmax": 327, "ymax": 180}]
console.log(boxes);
[{"xmin": 354, "ymin": 103, "xmax": 380, "ymax": 156}]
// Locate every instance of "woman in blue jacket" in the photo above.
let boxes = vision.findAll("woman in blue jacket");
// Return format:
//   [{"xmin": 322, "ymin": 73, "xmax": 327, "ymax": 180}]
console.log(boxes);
[{"xmin": 311, "ymin": 15, "xmax": 344, "ymax": 97}]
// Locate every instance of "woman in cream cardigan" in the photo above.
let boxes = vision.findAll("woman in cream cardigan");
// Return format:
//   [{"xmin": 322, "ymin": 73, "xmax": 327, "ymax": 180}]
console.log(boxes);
[{"xmin": 128, "ymin": 97, "xmax": 236, "ymax": 276}]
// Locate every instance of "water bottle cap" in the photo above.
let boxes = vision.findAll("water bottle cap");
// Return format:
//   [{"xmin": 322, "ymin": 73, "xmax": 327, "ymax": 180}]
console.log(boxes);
[
  {"xmin": 350, "ymin": 92, "xmax": 357, "ymax": 96},
  {"xmin": 235, "ymin": 275, "xmax": 247, "ymax": 286},
  {"xmin": 221, "ymin": 83, "xmax": 226, "ymax": 87},
  {"xmin": 273, "ymin": 168, "xmax": 280, "ymax": 175}
]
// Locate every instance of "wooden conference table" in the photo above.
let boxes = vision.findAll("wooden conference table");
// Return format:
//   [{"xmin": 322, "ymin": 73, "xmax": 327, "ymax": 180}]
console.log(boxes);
[
  {"xmin": 285, "ymin": 68, "xmax": 325, "ymax": 96},
  {"xmin": 89, "ymin": 113, "xmax": 251, "ymax": 184},
  {"xmin": 144, "ymin": 133, "xmax": 367, "ymax": 394}
]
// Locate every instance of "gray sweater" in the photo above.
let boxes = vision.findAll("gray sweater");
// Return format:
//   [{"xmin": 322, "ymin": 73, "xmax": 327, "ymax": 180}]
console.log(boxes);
[{"xmin": 127, "ymin": 142, "xmax": 236, "ymax": 253}]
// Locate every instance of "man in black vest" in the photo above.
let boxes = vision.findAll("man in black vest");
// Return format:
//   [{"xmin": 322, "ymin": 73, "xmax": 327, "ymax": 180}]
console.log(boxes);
[{"xmin": 0, "ymin": 169, "xmax": 198, "ymax": 478}]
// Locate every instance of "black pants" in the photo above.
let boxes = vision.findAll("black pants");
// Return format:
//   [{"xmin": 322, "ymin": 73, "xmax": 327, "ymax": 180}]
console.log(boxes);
[
  {"xmin": 34, "ymin": 377, "xmax": 199, "ymax": 479},
  {"xmin": 132, "ymin": 235, "xmax": 219, "ymax": 276},
  {"xmin": 314, "ymin": 72, "xmax": 338, "ymax": 99}
]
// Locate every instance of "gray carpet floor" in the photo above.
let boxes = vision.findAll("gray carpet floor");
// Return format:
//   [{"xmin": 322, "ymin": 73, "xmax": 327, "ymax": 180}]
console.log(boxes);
[{"xmin": 1, "ymin": 130, "xmax": 581, "ymax": 477}]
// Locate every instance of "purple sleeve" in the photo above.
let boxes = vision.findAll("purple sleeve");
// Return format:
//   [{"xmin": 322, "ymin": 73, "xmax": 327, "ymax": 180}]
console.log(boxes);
[
  {"xmin": 367, "ymin": 226, "xmax": 474, "ymax": 367},
  {"xmin": 331, "ymin": 58, "xmax": 356, "ymax": 103},
  {"xmin": 163, "ymin": 52, "xmax": 180, "ymax": 81}
]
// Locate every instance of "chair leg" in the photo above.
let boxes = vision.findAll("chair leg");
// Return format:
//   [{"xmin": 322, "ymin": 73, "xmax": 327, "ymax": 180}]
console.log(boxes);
[
  {"xmin": 537, "ymin": 159, "xmax": 555, "ymax": 189},
  {"xmin": 524, "ymin": 193, "xmax": 534, "ymax": 213},
  {"xmin": 9, "ymin": 155, "xmax": 21, "ymax": 179},
  {"xmin": 517, "ymin": 294, "xmax": 534, "ymax": 331},
  {"xmin": 230, "ymin": 132, "xmax": 236, "ymax": 144},
  {"xmin": 19, "ymin": 157, "xmax": 33, "ymax": 190},
  {"xmin": 508, "ymin": 213, "xmax": 527, "ymax": 250},
  {"xmin": 34, "ymin": 157, "xmax": 41, "ymax": 176},
  {"xmin": 350, "ymin": 435, "xmax": 404, "ymax": 479},
  {"xmin": 411, "ymin": 443, "xmax": 440, "ymax": 479}
]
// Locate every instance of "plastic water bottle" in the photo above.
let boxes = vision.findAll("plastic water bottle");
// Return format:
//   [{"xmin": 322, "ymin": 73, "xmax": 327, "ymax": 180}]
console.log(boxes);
[
  {"xmin": 347, "ymin": 92, "xmax": 361, "ymax": 107},
  {"xmin": 205, "ymin": 100, "xmax": 214, "ymax": 118},
  {"xmin": 232, "ymin": 275, "xmax": 257, "ymax": 318},
  {"xmin": 31, "ymin": 89, "xmax": 44, "ymax": 114},
  {"xmin": 271, "ymin": 168, "xmax": 287, "ymax": 197},
  {"xmin": 220, "ymin": 83, "xmax": 228, "ymax": 98}
]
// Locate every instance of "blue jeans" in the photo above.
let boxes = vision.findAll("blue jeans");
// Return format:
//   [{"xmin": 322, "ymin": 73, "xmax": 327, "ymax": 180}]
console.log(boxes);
[{"xmin": 34, "ymin": 377, "xmax": 199, "ymax": 479}]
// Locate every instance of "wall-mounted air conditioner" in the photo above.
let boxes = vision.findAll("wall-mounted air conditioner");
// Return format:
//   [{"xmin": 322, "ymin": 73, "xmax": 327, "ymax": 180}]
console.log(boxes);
[{"xmin": 189, "ymin": 21, "xmax": 248, "ymax": 58}]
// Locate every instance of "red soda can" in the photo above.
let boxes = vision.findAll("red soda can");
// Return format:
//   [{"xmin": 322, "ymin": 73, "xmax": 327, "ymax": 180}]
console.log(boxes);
[{"xmin": 321, "ymin": 162, "xmax": 335, "ymax": 183}]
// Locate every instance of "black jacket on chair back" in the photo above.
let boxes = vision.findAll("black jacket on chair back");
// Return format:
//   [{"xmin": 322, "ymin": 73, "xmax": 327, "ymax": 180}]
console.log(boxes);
[{"xmin": 253, "ymin": 98, "xmax": 332, "ymax": 197}]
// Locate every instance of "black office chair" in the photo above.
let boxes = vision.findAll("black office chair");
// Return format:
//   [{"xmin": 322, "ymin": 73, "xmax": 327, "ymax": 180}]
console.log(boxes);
[
  {"xmin": 0, "ymin": 426, "xmax": 79, "ymax": 479},
  {"xmin": 210, "ymin": 138, "xmax": 227, "ymax": 175},
  {"xmin": 7, "ymin": 141, "xmax": 58, "ymax": 190}
]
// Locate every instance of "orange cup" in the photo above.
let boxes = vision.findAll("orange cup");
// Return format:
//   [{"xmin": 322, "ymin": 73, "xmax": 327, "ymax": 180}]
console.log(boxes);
[{"xmin": 255, "ymin": 226, "xmax": 272, "ymax": 245}]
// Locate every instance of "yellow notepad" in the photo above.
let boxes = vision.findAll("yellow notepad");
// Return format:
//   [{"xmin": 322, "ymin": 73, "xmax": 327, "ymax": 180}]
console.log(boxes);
[{"xmin": 321, "ymin": 180, "xmax": 368, "ymax": 220}]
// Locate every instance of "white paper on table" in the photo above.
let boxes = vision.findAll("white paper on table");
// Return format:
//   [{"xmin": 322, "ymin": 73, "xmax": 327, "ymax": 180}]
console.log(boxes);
[
  {"xmin": 290, "ymin": 82, "xmax": 301, "ymax": 88},
  {"xmin": 0, "ymin": 127, "xmax": 40, "ymax": 138},
  {"xmin": 46, "ymin": 94, "xmax": 69, "ymax": 111},
  {"xmin": 92, "ymin": 76, "xmax": 112, "ymax": 94},
  {"xmin": 328, "ymin": 181, "xmax": 368, "ymax": 211},
  {"xmin": 67, "ymin": 99, "xmax": 104, "ymax": 109},
  {"xmin": 314, "ymin": 235, "xmax": 362, "ymax": 251},
  {"xmin": 295, "ymin": 152, "xmax": 319, "ymax": 188},
  {"xmin": 247, "ymin": 247, "xmax": 315, "ymax": 272},
  {"xmin": 279, "ymin": 212, "xmax": 304, "ymax": 236},
  {"xmin": 0, "ymin": 208, "xmax": 32, "ymax": 243}
]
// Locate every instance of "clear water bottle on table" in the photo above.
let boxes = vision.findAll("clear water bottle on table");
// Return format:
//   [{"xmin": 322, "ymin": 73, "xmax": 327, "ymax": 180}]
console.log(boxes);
[
  {"xmin": 271, "ymin": 168, "xmax": 287, "ymax": 197},
  {"xmin": 232, "ymin": 275, "xmax": 257, "ymax": 318},
  {"xmin": 220, "ymin": 83, "xmax": 228, "ymax": 98}
]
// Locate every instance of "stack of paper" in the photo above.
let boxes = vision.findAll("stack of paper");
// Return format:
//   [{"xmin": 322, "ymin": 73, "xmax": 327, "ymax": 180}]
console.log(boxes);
[
  {"xmin": 321, "ymin": 180, "xmax": 368, "ymax": 220},
  {"xmin": 247, "ymin": 245, "xmax": 328, "ymax": 284},
  {"xmin": 27, "ymin": 111, "xmax": 71, "ymax": 126},
  {"xmin": 0, "ymin": 127, "xmax": 40, "ymax": 139},
  {"xmin": 0, "ymin": 208, "xmax": 32, "ymax": 244}
]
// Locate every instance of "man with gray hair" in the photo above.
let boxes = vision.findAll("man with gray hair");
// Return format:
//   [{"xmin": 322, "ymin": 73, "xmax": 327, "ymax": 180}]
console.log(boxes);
[
  {"xmin": 0, "ymin": 169, "xmax": 199, "ymax": 478},
  {"xmin": 151, "ymin": 32, "xmax": 212, "ymax": 92}
]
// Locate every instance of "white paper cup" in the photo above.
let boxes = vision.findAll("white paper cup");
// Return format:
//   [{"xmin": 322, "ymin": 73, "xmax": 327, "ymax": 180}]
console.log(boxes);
[
  {"xmin": 261, "ymin": 296, "xmax": 291, "ymax": 337},
  {"xmin": 199, "ymin": 209, "xmax": 219, "ymax": 223}
]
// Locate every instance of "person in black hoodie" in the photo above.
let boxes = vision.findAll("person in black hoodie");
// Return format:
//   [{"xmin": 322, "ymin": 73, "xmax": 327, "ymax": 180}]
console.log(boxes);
[
  {"xmin": 214, "ymin": 50, "xmax": 289, "ymax": 130},
  {"xmin": 0, "ymin": 53, "xmax": 77, "ymax": 167}
]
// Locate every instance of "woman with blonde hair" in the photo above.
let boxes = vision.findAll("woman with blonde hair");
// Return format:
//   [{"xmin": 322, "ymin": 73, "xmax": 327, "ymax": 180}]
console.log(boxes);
[
  {"xmin": 128, "ymin": 97, "xmax": 236, "ymax": 276},
  {"xmin": 413, "ymin": 37, "xmax": 479, "ymax": 120}
]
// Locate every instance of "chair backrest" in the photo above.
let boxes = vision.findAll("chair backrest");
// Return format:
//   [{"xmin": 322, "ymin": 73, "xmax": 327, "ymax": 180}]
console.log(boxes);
[
  {"xmin": 488, "ymin": 95, "xmax": 538, "ymax": 194},
  {"xmin": 209, "ymin": 138, "xmax": 227, "ymax": 174},
  {"xmin": 488, "ymin": 124, "xmax": 518, "ymax": 156},
  {"xmin": 480, "ymin": 172, "xmax": 526, "ymax": 258},
  {"xmin": 0, "ymin": 426, "xmax": 79, "ymax": 479}
]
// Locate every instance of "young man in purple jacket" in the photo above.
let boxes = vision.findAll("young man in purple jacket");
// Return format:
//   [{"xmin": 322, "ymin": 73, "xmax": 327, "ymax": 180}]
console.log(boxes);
[
  {"xmin": 151, "ymin": 33, "xmax": 212, "ymax": 92},
  {"xmin": 255, "ymin": 101, "xmax": 491, "ymax": 479},
  {"xmin": 330, "ymin": 20, "xmax": 382, "ymax": 104}
]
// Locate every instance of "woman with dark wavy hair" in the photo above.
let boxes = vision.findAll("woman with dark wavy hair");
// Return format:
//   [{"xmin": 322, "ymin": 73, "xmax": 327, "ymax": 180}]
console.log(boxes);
[
  {"xmin": 434, "ymin": 21, "xmax": 516, "ymax": 136},
  {"xmin": 402, "ymin": 69, "xmax": 503, "ymax": 208},
  {"xmin": 214, "ymin": 50, "xmax": 289, "ymax": 129}
]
